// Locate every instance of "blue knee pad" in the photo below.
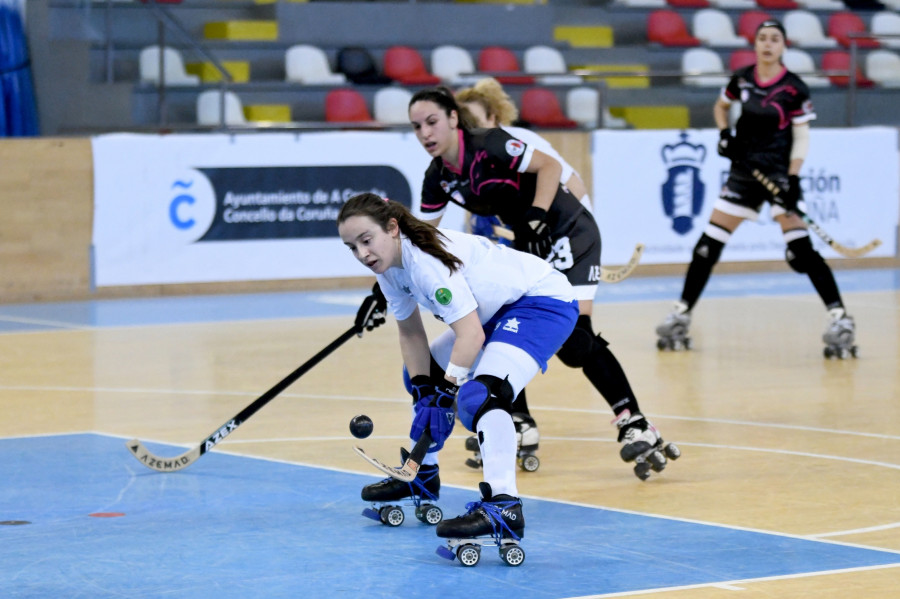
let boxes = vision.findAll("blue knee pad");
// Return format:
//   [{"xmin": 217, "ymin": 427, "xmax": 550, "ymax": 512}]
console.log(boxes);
[{"xmin": 457, "ymin": 375, "xmax": 514, "ymax": 432}]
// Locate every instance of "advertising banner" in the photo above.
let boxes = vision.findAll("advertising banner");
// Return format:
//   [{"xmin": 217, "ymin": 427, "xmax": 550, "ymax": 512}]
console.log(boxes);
[{"xmin": 591, "ymin": 128, "xmax": 899, "ymax": 265}]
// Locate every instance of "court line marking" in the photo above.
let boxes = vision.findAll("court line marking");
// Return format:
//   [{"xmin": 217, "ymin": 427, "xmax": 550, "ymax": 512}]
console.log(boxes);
[{"xmin": 810, "ymin": 521, "xmax": 900, "ymax": 539}]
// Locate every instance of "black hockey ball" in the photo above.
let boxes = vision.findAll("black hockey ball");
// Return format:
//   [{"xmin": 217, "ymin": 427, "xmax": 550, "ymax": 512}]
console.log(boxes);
[{"xmin": 349, "ymin": 414, "xmax": 374, "ymax": 439}]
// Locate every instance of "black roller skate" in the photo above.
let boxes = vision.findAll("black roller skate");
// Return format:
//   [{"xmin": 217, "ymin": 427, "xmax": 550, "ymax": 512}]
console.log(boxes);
[
  {"xmin": 823, "ymin": 307, "xmax": 858, "ymax": 359},
  {"xmin": 656, "ymin": 301, "xmax": 692, "ymax": 351},
  {"xmin": 612, "ymin": 410, "xmax": 681, "ymax": 481},
  {"xmin": 435, "ymin": 482, "xmax": 525, "ymax": 567},
  {"xmin": 464, "ymin": 413, "xmax": 540, "ymax": 472},
  {"xmin": 361, "ymin": 463, "xmax": 442, "ymax": 526}
]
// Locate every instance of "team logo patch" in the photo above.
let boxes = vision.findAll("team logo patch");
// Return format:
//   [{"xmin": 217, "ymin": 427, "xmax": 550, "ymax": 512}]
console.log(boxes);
[
  {"xmin": 435, "ymin": 288, "xmax": 453, "ymax": 305},
  {"xmin": 505, "ymin": 139, "xmax": 525, "ymax": 157}
]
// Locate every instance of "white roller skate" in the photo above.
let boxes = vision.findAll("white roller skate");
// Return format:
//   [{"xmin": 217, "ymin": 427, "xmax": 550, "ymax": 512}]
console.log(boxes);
[
  {"xmin": 612, "ymin": 410, "xmax": 681, "ymax": 481},
  {"xmin": 656, "ymin": 301, "xmax": 692, "ymax": 351},
  {"xmin": 360, "ymin": 463, "xmax": 442, "ymax": 526},
  {"xmin": 823, "ymin": 307, "xmax": 857, "ymax": 359},
  {"xmin": 464, "ymin": 412, "xmax": 540, "ymax": 472},
  {"xmin": 435, "ymin": 482, "xmax": 525, "ymax": 567}
]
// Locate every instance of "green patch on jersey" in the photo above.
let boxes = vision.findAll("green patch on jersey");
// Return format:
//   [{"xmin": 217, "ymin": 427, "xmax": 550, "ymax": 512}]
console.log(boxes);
[{"xmin": 435, "ymin": 288, "xmax": 453, "ymax": 306}]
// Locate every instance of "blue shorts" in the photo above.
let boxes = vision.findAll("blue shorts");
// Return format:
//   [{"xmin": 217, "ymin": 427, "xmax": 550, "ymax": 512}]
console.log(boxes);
[{"xmin": 483, "ymin": 296, "xmax": 579, "ymax": 372}]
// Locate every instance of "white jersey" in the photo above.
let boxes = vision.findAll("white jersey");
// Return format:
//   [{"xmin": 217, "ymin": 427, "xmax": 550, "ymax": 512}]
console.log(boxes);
[
  {"xmin": 502, "ymin": 125, "xmax": 576, "ymax": 185},
  {"xmin": 377, "ymin": 228, "xmax": 575, "ymax": 326}
]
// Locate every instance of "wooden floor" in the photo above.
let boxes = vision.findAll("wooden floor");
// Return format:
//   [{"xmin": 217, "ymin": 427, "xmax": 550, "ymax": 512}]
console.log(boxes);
[{"xmin": 1, "ymin": 278, "xmax": 898, "ymax": 597}]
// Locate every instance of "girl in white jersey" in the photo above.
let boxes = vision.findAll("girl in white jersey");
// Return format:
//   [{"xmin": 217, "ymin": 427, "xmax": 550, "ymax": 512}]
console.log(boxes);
[{"xmin": 338, "ymin": 192, "xmax": 578, "ymax": 559}]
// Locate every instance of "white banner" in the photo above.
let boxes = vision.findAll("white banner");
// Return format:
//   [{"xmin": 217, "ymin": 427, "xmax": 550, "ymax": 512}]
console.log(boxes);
[
  {"xmin": 91, "ymin": 131, "xmax": 455, "ymax": 287},
  {"xmin": 591, "ymin": 127, "xmax": 899, "ymax": 265}
]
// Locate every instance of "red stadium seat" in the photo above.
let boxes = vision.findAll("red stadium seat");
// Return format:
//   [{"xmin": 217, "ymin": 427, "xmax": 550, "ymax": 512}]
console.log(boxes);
[
  {"xmin": 478, "ymin": 46, "xmax": 535, "ymax": 85},
  {"xmin": 648, "ymin": 10, "xmax": 701, "ymax": 47},
  {"xmin": 738, "ymin": 10, "xmax": 773, "ymax": 44},
  {"xmin": 667, "ymin": 0, "xmax": 710, "ymax": 7},
  {"xmin": 827, "ymin": 12, "xmax": 880, "ymax": 49},
  {"xmin": 519, "ymin": 87, "xmax": 578, "ymax": 129},
  {"xmin": 325, "ymin": 89, "xmax": 373, "ymax": 122},
  {"xmin": 729, "ymin": 49, "xmax": 757, "ymax": 71},
  {"xmin": 383, "ymin": 46, "xmax": 441, "ymax": 85},
  {"xmin": 755, "ymin": 0, "xmax": 799, "ymax": 9},
  {"xmin": 821, "ymin": 50, "xmax": 874, "ymax": 87}
]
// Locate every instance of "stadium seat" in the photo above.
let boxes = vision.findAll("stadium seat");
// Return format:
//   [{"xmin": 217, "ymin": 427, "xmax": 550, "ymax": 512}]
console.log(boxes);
[
  {"xmin": 139, "ymin": 46, "xmax": 200, "ymax": 86},
  {"xmin": 667, "ymin": 0, "xmax": 711, "ymax": 7},
  {"xmin": 682, "ymin": 48, "xmax": 730, "ymax": 86},
  {"xmin": 373, "ymin": 87, "xmax": 414, "ymax": 125},
  {"xmin": 565, "ymin": 87, "xmax": 629, "ymax": 129},
  {"xmin": 755, "ymin": 0, "xmax": 799, "ymax": 9},
  {"xmin": 710, "ymin": 0, "xmax": 756, "ymax": 8},
  {"xmin": 693, "ymin": 8, "xmax": 750, "ymax": 47},
  {"xmin": 431, "ymin": 45, "xmax": 477, "ymax": 84},
  {"xmin": 325, "ymin": 88, "xmax": 374, "ymax": 122},
  {"xmin": 196, "ymin": 90, "xmax": 246, "ymax": 125},
  {"xmin": 784, "ymin": 10, "xmax": 839, "ymax": 48},
  {"xmin": 285, "ymin": 45, "xmax": 346, "ymax": 85},
  {"xmin": 865, "ymin": 49, "xmax": 900, "ymax": 86},
  {"xmin": 648, "ymin": 10, "xmax": 702, "ymax": 46},
  {"xmin": 738, "ymin": 11, "xmax": 774, "ymax": 44},
  {"xmin": 522, "ymin": 45, "xmax": 583, "ymax": 85},
  {"xmin": 383, "ymin": 46, "xmax": 441, "ymax": 85},
  {"xmin": 821, "ymin": 50, "xmax": 874, "ymax": 87},
  {"xmin": 478, "ymin": 46, "xmax": 535, "ymax": 84},
  {"xmin": 828, "ymin": 12, "xmax": 880, "ymax": 49},
  {"xmin": 783, "ymin": 48, "xmax": 831, "ymax": 86},
  {"xmin": 796, "ymin": 0, "xmax": 844, "ymax": 9},
  {"xmin": 729, "ymin": 48, "xmax": 757, "ymax": 70},
  {"xmin": 519, "ymin": 87, "xmax": 578, "ymax": 128},
  {"xmin": 871, "ymin": 11, "xmax": 900, "ymax": 49},
  {"xmin": 336, "ymin": 47, "xmax": 392, "ymax": 85}
]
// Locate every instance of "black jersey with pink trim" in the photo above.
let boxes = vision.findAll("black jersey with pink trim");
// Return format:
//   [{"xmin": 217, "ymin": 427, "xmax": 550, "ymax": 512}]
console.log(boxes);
[
  {"xmin": 723, "ymin": 65, "xmax": 816, "ymax": 176},
  {"xmin": 419, "ymin": 127, "xmax": 584, "ymax": 231}
]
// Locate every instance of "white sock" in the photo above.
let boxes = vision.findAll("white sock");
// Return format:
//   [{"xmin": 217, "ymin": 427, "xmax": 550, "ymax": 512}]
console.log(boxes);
[{"xmin": 476, "ymin": 409, "xmax": 518, "ymax": 497}]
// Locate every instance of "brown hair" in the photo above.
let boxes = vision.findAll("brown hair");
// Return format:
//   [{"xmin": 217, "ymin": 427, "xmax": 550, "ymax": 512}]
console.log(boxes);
[
  {"xmin": 455, "ymin": 77, "xmax": 518, "ymax": 127},
  {"xmin": 337, "ymin": 193, "xmax": 463, "ymax": 274},
  {"xmin": 409, "ymin": 86, "xmax": 477, "ymax": 131}
]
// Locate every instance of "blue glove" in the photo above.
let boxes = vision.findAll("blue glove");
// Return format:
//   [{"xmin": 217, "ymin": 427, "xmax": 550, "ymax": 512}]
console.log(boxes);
[{"xmin": 409, "ymin": 376, "xmax": 457, "ymax": 453}]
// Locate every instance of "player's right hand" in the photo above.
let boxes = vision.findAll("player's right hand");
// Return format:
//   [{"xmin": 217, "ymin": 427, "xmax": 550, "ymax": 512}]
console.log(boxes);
[{"xmin": 354, "ymin": 282, "xmax": 387, "ymax": 337}]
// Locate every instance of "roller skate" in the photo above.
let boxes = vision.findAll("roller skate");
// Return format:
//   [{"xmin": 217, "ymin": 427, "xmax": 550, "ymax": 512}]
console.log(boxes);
[
  {"xmin": 656, "ymin": 301, "xmax": 692, "ymax": 351},
  {"xmin": 464, "ymin": 413, "xmax": 540, "ymax": 472},
  {"xmin": 612, "ymin": 410, "xmax": 681, "ymax": 481},
  {"xmin": 360, "ymin": 463, "xmax": 442, "ymax": 526},
  {"xmin": 823, "ymin": 307, "xmax": 858, "ymax": 359},
  {"xmin": 435, "ymin": 482, "xmax": 525, "ymax": 567}
]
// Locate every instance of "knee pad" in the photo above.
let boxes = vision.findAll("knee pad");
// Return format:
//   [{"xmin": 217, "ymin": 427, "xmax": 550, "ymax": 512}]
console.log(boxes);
[
  {"xmin": 457, "ymin": 375, "xmax": 514, "ymax": 432},
  {"xmin": 692, "ymin": 233, "xmax": 725, "ymax": 267},
  {"xmin": 556, "ymin": 315, "xmax": 594, "ymax": 368},
  {"xmin": 786, "ymin": 236, "xmax": 824, "ymax": 274}
]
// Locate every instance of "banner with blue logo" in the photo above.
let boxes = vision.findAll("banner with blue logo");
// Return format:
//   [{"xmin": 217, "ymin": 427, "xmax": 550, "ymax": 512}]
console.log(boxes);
[
  {"xmin": 91, "ymin": 132, "xmax": 435, "ymax": 287},
  {"xmin": 591, "ymin": 127, "xmax": 898, "ymax": 265}
]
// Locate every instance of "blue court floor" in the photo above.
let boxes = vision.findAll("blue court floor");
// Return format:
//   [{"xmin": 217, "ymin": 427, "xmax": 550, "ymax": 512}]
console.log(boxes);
[{"xmin": 2, "ymin": 433, "xmax": 898, "ymax": 599}]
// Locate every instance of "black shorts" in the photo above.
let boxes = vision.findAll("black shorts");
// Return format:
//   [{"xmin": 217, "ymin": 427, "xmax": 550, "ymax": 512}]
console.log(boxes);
[
  {"xmin": 719, "ymin": 169, "xmax": 790, "ymax": 219},
  {"xmin": 548, "ymin": 209, "xmax": 601, "ymax": 301}
]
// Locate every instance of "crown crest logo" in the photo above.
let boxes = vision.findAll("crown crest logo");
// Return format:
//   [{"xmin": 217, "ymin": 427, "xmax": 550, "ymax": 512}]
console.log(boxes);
[{"xmin": 661, "ymin": 133, "xmax": 706, "ymax": 167}]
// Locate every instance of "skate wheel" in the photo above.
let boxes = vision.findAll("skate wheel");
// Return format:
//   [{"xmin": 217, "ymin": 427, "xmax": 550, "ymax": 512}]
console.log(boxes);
[
  {"xmin": 464, "ymin": 458, "xmax": 483, "ymax": 469},
  {"xmin": 824, "ymin": 346, "xmax": 834, "ymax": 359},
  {"xmin": 520, "ymin": 454, "xmax": 540, "ymax": 473},
  {"xmin": 457, "ymin": 544, "xmax": 481, "ymax": 567},
  {"xmin": 362, "ymin": 507, "xmax": 381, "ymax": 522},
  {"xmin": 416, "ymin": 504, "xmax": 443, "ymax": 525},
  {"xmin": 683, "ymin": 337, "xmax": 692, "ymax": 350},
  {"xmin": 464, "ymin": 436, "xmax": 480, "ymax": 452},
  {"xmin": 634, "ymin": 462, "xmax": 651, "ymax": 481},
  {"xmin": 380, "ymin": 505, "xmax": 404, "ymax": 527},
  {"xmin": 850, "ymin": 346, "xmax": 858, "ymax": 358},
  {"xmin": 664, "ymin": 443, "xmax": 681, "ymax": 460},
  {"xmin": 436, "ymin": 545, "xmax": 455, "ymax": 561},
  {"xmin": 656, "ymin": 338, "xmax": 668, "ymax": 351},
  {"xmin": 648, "ymin": 450, "xmax": 667, "ymax": 473},
  {"xmin": 500, "ymin": 544, "xmax": 525, "ymax": 567}
]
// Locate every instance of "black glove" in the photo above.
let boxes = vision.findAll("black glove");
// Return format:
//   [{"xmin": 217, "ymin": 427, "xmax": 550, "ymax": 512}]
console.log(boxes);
[
  {"xmin": 717, "ymin": 129, "xmax": 738, "ymax": 160},
  {"xmin": 355, "ymin": 282, "xmax": 387, "ymax": 337},
  {"xmin": 782, "ymin": 174, "xmax": 802, "ymax": 212},
  {"xmin": 512, "ymin": 206, "xmax": 553, "ymax": 258}
]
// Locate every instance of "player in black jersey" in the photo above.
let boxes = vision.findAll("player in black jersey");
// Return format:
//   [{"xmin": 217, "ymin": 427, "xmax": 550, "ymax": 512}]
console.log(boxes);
[
  {"xmin": 405, "ymin": 86, "xmax": 678, "ymax": 481},
  {"xmin": 656, "ymin": 19, "xmax": 856, "ymax": 357}
]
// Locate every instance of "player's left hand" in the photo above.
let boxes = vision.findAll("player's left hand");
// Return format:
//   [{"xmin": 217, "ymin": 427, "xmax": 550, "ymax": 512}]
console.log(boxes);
[
  {"xmin": 513, "ymin": 206, "xmax": 553, "ymax": 258},
  {"xmin": 409, "ymin": 376, "xmax": 457, "ymax": 453},
  {"xmin": 782, "ymin": 175, "xmax": 802, "ymax": 212},
  {"xmin": 355, "ymin": 282, "xmax": 387, "ymax": 337}
]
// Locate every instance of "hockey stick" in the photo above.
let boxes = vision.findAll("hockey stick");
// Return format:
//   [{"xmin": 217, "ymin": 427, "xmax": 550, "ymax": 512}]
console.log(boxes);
[
  {"xmin": 491, "ymin": 225, "xmax": 644, "ymax": 283},
  {"xmin": 751, "ymin": 169, "xmax": 881, "ymax": 258},
  {"xmin": 126, "ymin": 325, "xmax": 359, "ymax": 472},
  {"xmin": 353, "ymin": 430, "xmax": 433, "ymax": 482}
]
